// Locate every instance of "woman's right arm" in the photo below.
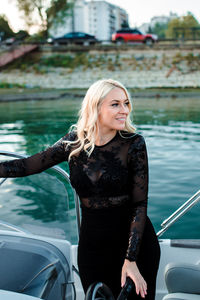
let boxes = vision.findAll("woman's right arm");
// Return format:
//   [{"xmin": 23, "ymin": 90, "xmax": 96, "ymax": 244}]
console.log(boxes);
[{"xmin": 0, "ymin": 133, "xmax": 74, "ymax": 178}]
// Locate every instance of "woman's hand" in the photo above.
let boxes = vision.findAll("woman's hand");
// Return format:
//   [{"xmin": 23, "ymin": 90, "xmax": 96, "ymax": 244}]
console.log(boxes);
[{"xmin": 121, "ymin": 259, "xmax": 147, "ymax": 298}]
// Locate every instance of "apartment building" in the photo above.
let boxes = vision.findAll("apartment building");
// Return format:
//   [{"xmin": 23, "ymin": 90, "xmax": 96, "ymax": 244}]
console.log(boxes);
[{"xmin": 49, "ymin": 0, "xmax": 129, "ymax": 41}]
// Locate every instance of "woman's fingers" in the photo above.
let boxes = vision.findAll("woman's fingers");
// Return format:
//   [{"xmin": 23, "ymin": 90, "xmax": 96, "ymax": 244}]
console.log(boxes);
[
  {"xmin": 121, "ymin": 271, "xmax": 126, "ymax": 287},
  {"xmin": 139, "ymin": 277, "xmax": 147, "ymax": 298},
  {"xmin": 130, "ymin": 274, "xmax": 147, "ymax": 298},
  {"xmin": 121, "ymin": 260, "xmax": 147, "ymax": 298},
  {"xmin": 135, "ymin": 281, "xmax": 139, "ymax": 295}
]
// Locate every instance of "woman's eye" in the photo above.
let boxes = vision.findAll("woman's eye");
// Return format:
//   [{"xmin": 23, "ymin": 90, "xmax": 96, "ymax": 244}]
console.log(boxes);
[
  {"xmin": 112, "ymin": 103, "xmax": 118, "ymax": 107},
  {"xmin": 125, "ymin": 102, "xmax": 130, "ymax": 106}
]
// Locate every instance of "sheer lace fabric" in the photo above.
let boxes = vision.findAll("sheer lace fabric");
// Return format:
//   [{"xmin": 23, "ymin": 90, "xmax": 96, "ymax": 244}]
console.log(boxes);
[{"xmin": 0, "ymin": 131, "xmax": 148, "ymax": 261}]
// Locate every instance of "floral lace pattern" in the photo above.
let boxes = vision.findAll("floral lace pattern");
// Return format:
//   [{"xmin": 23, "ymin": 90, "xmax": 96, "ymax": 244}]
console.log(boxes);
[{"xmin": 0, "ymin": 130, "xmax": 148, "ymax": 261}]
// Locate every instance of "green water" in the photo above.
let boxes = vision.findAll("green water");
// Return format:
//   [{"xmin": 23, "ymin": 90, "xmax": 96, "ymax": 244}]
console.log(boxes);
[{"xmin": 0, "ymin": 96, "xmax": 200, "ymax": 243}]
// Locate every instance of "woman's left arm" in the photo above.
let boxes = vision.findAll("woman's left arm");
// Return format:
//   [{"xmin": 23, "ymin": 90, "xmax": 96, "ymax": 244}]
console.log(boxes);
[{"xmin": 121, "ymin": 134, "xmax": 148, "ymax": 298}]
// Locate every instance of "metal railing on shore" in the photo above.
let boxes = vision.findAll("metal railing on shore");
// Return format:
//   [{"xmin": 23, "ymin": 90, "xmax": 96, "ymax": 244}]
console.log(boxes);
[{"xmin": 1, "ymin": 39, "xmax": 200, "ymax": 52}]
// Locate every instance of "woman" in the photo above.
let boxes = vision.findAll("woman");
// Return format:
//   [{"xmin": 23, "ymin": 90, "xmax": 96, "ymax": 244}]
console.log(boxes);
[{"xmin": 0, "ymin": 79, "xmax": 160, "ymax": 299}]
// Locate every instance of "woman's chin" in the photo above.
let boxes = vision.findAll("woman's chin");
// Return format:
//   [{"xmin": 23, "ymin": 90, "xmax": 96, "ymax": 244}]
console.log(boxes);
[{"xmin": 116, "ymin": 124, "xmax": 126, "ymax": 131}]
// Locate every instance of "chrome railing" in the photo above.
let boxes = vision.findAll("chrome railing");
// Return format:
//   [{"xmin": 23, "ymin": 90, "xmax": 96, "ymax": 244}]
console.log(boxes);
[
  {"xmin": 0, "ymin": 220, "xmax": 30, "ymax": 234},
  {"xmin": 0, "ymin": 150, "xmax": 81, "ymax": 236},
  {"xmin": 157, "ymin": 189, "xmax": 200, "ymax": 237}
]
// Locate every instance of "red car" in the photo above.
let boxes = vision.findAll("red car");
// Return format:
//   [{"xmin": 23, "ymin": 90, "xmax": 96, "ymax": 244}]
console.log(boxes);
[{"xmin": 112, "ymin": 28, "xmax": 158, "ymax": 45}]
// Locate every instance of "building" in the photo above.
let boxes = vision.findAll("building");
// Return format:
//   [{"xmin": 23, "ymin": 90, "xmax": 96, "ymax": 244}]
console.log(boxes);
[
  {"xmin": 151, "ymin": 12, "xmax": 178, "ymax": 27},
  {"xmin": 139, "ymin": 12, "xmax": 178, "ymax": 33},
  {"xmin": 49, "ymin": 0, "xmax": 129, "ymax": 41}
]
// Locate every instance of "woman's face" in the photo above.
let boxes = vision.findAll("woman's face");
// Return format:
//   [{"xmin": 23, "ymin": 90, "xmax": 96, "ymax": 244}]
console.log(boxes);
[{"xmin": 97, "ymin": 87, "xmax": 130, "ymax": 133}]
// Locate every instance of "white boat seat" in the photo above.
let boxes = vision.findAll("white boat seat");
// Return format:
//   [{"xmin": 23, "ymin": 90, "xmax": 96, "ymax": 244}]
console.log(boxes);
[
  {"xmin": 163, "ymin": 263, "xmax": 200, "ymax": 300},
  {"xmin": 163, "ymin": 293, "xmax": 200, "ymax": 300}
]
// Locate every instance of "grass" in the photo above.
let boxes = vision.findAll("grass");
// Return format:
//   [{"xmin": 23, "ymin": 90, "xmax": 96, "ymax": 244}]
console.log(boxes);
[{"xmin": 3, "ymin": 50, "xmax": 200, "ymax": 74}]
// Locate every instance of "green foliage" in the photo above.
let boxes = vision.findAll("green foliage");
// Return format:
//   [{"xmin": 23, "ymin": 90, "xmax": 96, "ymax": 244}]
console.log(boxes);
[
  {"xmin": 151, "ymin": 22, "xmax": 168, "ymax": 39},
  {"xmin": 5, "ymin": 52, "xmax": 127, "ymax": 73},
  {"xmin": 41, "ymin": 54, "xmax": 73, "ymax": 67},
  {"xmin": 166, "ymin": 12, "xmax": 200, "ymax": 39},
  {"xmin": 184, "ymin": 53, "xmax": 200, "ymax": 68},
  {"xmin": 0, "ymin": 14, "xmax": 15, "ymax": 40},
  {"xmin": 15, "ymin": 30, "xmax": 29, "ymax": 40},
  {"xmin": 171, "ymin": 52, "xmax": 200, "ymax": 73},
  {"xmin": 47, "ymin": 0, "xmax": 73, "ymax": 32},
  {"xmin": 0, "ymin": 82, "xmax": 26, "ymax": 88},
  {"xmin": 15, "ymin": 0, "xmax": 71, "ymax": 37},
  {"xmin": 16, "ymin": 0, "xmax": 47, "ymax": 30},
  {"xmin": 121, "ymin": 20, "xmax": 130, "ymax": 29},
  {"xmin": 25, "ymin": 32, "xmax": 46, "ymax": 42},
  {"xmin": 172, "ymin": 52, "xmax": 183, "ymax": 64}
]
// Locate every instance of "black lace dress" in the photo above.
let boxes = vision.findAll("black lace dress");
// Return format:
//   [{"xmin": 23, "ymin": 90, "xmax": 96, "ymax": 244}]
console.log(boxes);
[{"xmin": 0, "ymin": 131, "xmax": 160, "ymax": 299}]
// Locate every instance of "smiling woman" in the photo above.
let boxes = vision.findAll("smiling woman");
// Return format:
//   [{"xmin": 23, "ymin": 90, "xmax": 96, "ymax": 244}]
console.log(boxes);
[
  {"xmin": 96, "ymin": 87, "xmax": 131, "ymax": 145},
  {"xmin": 0, "ymin": 79, "xmax": 160, "ymax": 300}
]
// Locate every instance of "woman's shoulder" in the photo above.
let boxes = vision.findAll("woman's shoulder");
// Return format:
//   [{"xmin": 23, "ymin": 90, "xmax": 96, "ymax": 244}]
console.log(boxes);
[
  {"xmin": 62, "ymin": 130, "xmax": 77, "ymax": 142},
  {"xmin": 119, "ymin": 130, "xmax": 144, "ymax": 142},
  {"xmin": 119, "ymin": 131, "xmax": 146, "ymax": 153},
  {"xmin": 53, "ymin": 131, "xmax": 78, "ymax": 149}
]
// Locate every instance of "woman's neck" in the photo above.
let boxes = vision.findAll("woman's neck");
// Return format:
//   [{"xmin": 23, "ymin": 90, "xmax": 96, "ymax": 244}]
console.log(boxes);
[{"xmin": 95, "ymin": 129, "xmax": 117, "ymax": 146}]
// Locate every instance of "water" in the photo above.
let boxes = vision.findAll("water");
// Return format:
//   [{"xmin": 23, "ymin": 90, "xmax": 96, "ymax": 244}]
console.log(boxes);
[{"xmin": 0, "ymin": 96, "xmax": 200, "ymax": 243}]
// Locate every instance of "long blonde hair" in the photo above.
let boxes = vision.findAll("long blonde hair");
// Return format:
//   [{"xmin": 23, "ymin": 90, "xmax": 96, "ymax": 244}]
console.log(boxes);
[{"xmin": 65, "ymin": 79, "xmax": 136, "ymax": 160}]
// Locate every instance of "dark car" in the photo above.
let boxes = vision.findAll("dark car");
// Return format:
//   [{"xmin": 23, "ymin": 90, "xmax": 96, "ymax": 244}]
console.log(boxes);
[
  {"xmin": 112, "ymin": 28, "xmax": 158, "ymax": 45},
  {"xmin": 49, "ymin": 32, "xmax": 98, "ymax": 45}
]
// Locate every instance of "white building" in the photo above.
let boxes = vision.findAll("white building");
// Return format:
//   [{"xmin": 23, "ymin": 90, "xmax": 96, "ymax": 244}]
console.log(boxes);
[
  {"xmin": 49, "ymin": 0, "xmax": 129, "ymax": 41},
  {"xmin": 151, "ymin": 12, "xmax": 178, "ymax": 27},
  {"xmin": 139, "ymin": 12, "xmax": 178, "ymax": 33}
]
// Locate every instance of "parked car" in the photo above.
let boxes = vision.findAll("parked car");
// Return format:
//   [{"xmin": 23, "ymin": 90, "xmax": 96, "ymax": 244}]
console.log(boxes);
[
  {"xmin": 0, "ymin": 37, "xmax": 16, "ymax": 46},
  {"xmin": 48, "ymin": 32, "xmax": 98, "ymax": 45},
  {"xmin": 112, "ymin": 28, "xmax": 158, "ymax": 45}
]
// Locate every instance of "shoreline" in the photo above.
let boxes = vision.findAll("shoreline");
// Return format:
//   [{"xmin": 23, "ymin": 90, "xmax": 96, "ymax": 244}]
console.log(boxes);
[
  {"xmin": 0, "ymin": 87, "xmax": 200, "ymax": 102},
  {"xmin": 1, "ymin": 46, "xmax": 200, "ymax": 101}
]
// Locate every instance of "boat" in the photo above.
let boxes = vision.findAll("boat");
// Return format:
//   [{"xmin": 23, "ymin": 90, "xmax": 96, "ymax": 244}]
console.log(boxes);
[{"xmin": 0, "ymin": 150, "xmax": 200, "ymax": 300}]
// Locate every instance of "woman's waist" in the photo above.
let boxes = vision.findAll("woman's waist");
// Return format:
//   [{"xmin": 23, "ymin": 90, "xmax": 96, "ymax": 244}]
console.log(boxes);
[
  {"xmin": 80, "ymin": 195, "xmax": 131, "ymax": 228},
  {"xmin": 80, "ymin": 194, "xmax": 130, "ymax": 211}
]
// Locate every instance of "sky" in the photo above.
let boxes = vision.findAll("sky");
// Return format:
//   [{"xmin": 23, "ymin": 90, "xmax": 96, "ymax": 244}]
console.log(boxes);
[
  {"xmin": 1, "ymin": 0, "xmax": 200, "ymax": 33},
  {"xmin": 108, "ymin": 0, "xmax": 200, "ymax": 27}
]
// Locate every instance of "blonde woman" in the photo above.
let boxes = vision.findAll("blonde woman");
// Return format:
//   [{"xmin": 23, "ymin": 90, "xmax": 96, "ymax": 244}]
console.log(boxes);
[{"xmin": 0, "ymin": 79, "xmax": 160, "ymax": 299}]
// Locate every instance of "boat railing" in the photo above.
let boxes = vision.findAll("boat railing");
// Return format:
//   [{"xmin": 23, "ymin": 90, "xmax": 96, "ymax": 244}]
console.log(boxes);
[
  {"xmin": 1, "ymin": 150, "xmax": 200, "ymax": 238},
  {"xmin": 0, "ymin": 150, "xmax": 81, "ymax": 236},
  {"xmin": 157, "ymin": 189, "xmax": 200, "ymax": 237}
]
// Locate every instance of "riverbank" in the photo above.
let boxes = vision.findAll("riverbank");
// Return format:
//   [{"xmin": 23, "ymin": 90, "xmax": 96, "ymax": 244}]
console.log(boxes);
[
  {"xmin": 0, "ymin": 47, "xmax": 200, "ymax": 100},
  {"xmin": 0, "ymin": 86, "xmax": 200, "ymax": 102}
]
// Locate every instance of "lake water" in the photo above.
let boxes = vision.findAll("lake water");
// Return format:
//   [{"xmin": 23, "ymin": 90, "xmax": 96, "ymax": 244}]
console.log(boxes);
[{"xmin": 0, "ymin": 95, "xmax": 200, "ymax": 243}]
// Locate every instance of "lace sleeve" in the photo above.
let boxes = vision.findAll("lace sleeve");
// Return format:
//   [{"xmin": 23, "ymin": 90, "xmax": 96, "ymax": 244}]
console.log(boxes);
[
  {"xmin": 125, "ymin": 135, "xmax": 148, "ymax": 262},
  {"xmin": 0, "ymin": 132, "xmax": 75, "ymax": 178}
]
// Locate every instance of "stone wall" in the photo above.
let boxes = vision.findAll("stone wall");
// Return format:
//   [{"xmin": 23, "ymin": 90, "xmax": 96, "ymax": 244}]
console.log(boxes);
[{"xmin": 0, "ymin": 47, "xmax": 200, "ymax": 89}]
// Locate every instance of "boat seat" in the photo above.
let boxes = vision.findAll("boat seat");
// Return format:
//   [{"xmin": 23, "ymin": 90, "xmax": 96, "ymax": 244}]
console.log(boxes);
[
  {"xmin": 163, "ymin": 294, "xmax": 200, "ymax": 300},
  {"xmin": 163, "ymin": 262, "xmax": 200, "ymax": 300},
  {"xmin": 0, "ymin": 235, "xmax": 72, "ymax": 300}
]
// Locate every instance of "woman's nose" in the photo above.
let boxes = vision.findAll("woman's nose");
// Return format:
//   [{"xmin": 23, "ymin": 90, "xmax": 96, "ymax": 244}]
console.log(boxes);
[{"xmin": 120, "ymin": 104, "xmax": 129, "ymax": 113}]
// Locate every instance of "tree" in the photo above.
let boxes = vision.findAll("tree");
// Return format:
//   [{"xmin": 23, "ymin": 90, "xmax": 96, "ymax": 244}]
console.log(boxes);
[
  {"xmin": 0, "ymin": 14, "xmax": 15, "ymax": 41},
  {"xmin": 14, "ymin": 0, "xmax": 72, "ymax": 37},
  {"xmin": 121, "ymin": 20, "xmax": 130, "ymax": 29},
  {"xmin": 166, "ymin": 12, "xmax": 200, "ymax": 39},
  {"xmin": 46, "ymin": 0, "xmax": 73, "ymax": 31},
  {"xmin": 150, "ymin": 22, "xmax": 168, "ymax": 39}
]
